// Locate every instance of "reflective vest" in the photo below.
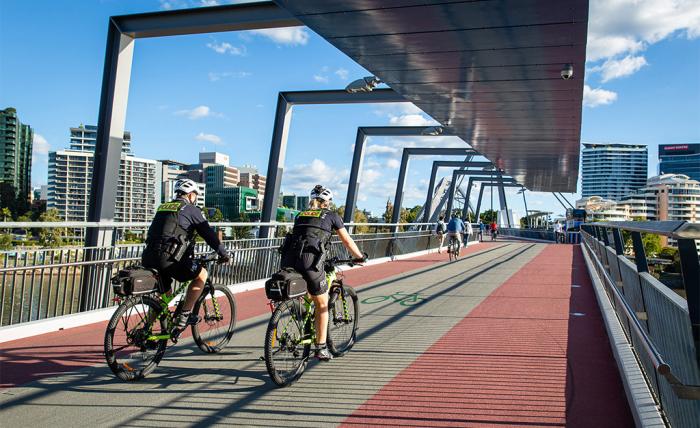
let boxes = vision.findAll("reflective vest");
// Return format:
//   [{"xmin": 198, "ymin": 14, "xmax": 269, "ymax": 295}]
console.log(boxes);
[{"xmin": 145, "ymin": 200, "xmax": 193, "ymax": 262}]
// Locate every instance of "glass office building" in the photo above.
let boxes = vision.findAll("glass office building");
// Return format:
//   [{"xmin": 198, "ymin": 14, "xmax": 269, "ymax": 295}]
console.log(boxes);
[
  {"xmin": 658, "ymin": 143, "xmax": 700, "ymax": 182},
  {"xmin": 581, "ymin": 143, "xmax": 648, "ymax": 200}
]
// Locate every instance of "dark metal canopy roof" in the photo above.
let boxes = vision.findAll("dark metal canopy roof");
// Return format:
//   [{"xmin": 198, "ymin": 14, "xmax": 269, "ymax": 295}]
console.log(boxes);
[{"xmin": 275, "ymin": 0, "xmax": 589, "ymax": 192}]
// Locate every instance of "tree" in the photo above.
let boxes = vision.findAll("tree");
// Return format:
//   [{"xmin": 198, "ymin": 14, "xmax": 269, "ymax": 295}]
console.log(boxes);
[
  {"xmin": 16, "ymin": 213, "xmax": 32, "ymax": 238},
  {"xmin": 0, "ymin": 234, "xmax": 12, "ymax": 250},
  {"xmin": 642, "ymin": 233, "xmax": 661, "ymax": 258},
  {"xmin": 1, "ymin": 207, "xmax": 11, "ymax": 222},
  {"xmin": 231, "ymin": 213, "xmax": 254, "ymax": 239},
  {"xmin": 203, "ymin": 207, "xmax": 224, "ymax": 222},
  {"xmin": 38, "ymin": 209, "xmax": 64, "ymax": 247},
  {"xmin": 405, "ymin": 205, "xmax": 422, "ymax": 224},
  {"xmin": 480, "ymin": 209, "xmax": 497, "ymax": 223},
  {"xmin": 337, "ymin": 206, "xmax": 370, "ymax": 233}
]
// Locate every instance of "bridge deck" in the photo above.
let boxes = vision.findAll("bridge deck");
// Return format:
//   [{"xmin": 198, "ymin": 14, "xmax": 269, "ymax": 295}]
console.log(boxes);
[{"xmin": 0, "ymin": 242, "xmax": 633, "ymax": 427}]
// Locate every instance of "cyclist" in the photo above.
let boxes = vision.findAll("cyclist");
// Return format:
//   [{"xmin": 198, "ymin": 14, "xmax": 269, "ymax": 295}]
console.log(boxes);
[
  {"xmin": 141, "ymin": 178, "xmax": 230, "ymax": 336},
  {"xmin": 490, "ymin": 221, "xmax": 498, "ymax": 240},
  {"xmin": 280, "ymin": 185, "xmax": 365, "ymax": 361},
  {"xmin": 478, "ymin": 220, "xmax": 485, "ymax": 242},
  {"xmin": 435, "ymin": 214, "xmax": 446, "ymax": 253},
  {"xmin": 445, "ymin": 213, "xmax": 465, "ymax": 252}
]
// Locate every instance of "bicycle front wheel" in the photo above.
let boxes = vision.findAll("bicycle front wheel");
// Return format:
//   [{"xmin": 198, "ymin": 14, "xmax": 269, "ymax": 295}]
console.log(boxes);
[
  {"xmin": 104, "ymin": 295, "xmax": 167, "ymax": 381},
  {"xmin": 327, "ymin": 284, "xmax": 359, "ymax": 357},
  {"xmin": 192, "ymin": 284, "xmax": 237, "ymax": 353},
  {"xmin": 264, "ymin": 299, "xmax": 311, "ymax": 387}
]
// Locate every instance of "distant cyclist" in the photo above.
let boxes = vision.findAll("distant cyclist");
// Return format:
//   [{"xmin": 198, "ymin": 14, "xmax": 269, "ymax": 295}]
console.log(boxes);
[
  {"xmin": 279, "ymin": 185, "xmax": 365, "ymax": 361},
  {"xmin": 435, "ymin": 214, "xmax": 446, "ymax": 253},
  {"xmin": 490, "ymin": 221, "xmax": 498, "ymax": 240},
  {"xmin": 446, "ymin": 213, "xmax": 466, "ymax": 251},
  {"xmin": 141, "ymin": 179, "xmax": 230, "ymax": 336}
]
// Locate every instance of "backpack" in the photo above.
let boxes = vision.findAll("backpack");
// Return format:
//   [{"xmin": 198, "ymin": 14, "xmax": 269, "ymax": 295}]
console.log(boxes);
[{"xmin": 436, "ymin": 221, "xmax": 445, "ymax": 234}]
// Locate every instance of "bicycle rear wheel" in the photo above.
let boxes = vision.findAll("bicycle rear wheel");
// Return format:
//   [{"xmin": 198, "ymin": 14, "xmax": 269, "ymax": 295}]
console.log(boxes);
[
  {"xmin": 327, "ymin": 284, "xmax": 359, "ymax": 357},
  {"xmin": 264, "ymin": 299, "xmax": 311, "ymax": 387},
  {"xmin": 192, "ymin": 284, "xmax": 237, "ymax": 353},
  {"xmin": 104, "ymin": 295, "xmax": 167, "ymax": 381},
  {"xmin": 448, "ymin": 239, "xmax": 456, "ymax": 261}
]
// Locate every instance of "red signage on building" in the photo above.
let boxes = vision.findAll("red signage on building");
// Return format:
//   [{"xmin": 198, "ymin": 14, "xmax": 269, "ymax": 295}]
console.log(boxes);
[{"xmin": 663, "ymin": 145, "xmax": 689, "ymax": 151}]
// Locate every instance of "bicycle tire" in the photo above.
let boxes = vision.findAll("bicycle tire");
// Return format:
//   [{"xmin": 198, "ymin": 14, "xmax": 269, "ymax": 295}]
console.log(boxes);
[
  {"xmin": 192, "ymin": 284, "xmax": 237, "ymax": 353},
  {"xmin": 104, "ymin": 295, "xmax": 167, "ymax": 381},
  {"xmin": 264, "ymin": 299, "xmax": 311, "ymax": 387},
  {"xmin": 327, "ymin": 285, "xmax": 359, "ymax": 357}
]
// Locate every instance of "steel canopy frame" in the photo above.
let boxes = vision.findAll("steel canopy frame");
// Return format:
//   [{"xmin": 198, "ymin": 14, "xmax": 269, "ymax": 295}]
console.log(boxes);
[
  {"xmin": 472, "ymin": 180, "xmax": 521, "ymax": 223},
  {"xmin": 423, "ymin": 160, "xmax": 495, "ymax": 222},
  {"xmin": 259, "ymin": 89, "xmax": 408, "ymax": 237},
  {"xmin": 88, "ymin": 1, "xmax": 300, "ymax": 248},
  {"xmin": 391, "ymin": 147, "xmax": 478, "ymax": 229},
  {"xmin": 343, "ymin": 126, "xmax": 459, "ymax": 224},
  {"xmin": 446, "ymin": 173, "xmax": 516, "ymax": 222}
]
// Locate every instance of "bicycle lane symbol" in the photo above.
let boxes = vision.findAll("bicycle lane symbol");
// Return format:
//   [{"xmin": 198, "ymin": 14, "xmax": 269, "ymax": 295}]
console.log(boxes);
[{"xmin": 361, "ymin": 291, "xmax": 428, "ymax": 306}]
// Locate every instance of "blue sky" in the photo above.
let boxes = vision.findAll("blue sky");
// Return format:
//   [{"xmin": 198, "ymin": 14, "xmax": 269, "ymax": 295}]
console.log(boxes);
[{"xmin": 1, "ymin": 0, "xmax": 699, "ymax": 218}]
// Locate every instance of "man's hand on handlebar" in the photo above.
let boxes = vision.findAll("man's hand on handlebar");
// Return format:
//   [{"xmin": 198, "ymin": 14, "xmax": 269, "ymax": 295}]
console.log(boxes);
[{"xmin": 217, "ymin": 252, "xmax": 231, "ymax": 264}]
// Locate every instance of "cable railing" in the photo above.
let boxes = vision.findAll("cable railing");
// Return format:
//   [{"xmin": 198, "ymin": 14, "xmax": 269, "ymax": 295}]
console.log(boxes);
[
  {"xmin": 0, "ymin": 223, "xmax": 440, "ymax": 327},
  {"xmin": 580, "ymin": 221, "xmax": 700, "ymax": 427}
]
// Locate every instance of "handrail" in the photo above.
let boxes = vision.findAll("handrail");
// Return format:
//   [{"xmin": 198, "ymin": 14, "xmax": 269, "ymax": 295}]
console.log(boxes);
[
  {"xmin": 588, "ymin": 220, "xmax": 700, "ymax": 240},
  {"xmin": 582, "ymin": 231, "xmax": 700, "ymax": 400},
  {"xmin": 0, "ymin": 221, "xmax": 437, "ymax": 228}
]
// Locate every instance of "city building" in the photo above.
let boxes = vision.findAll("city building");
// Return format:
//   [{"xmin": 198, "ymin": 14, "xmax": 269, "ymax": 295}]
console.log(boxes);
[
  {"xmin": 581, "ymin": 143, "xmax": 648, "ymax": 200},
  {"xmin": 281, "ymin": 194, "xmax": 297, "ymax": 209},
  {"xmin": 239, "ymin": 165, "xmax": 266, "ymax": 200},
  {"xmin": 296, "ymin": 195, "xmax": 309, "ymax": 210},
  {"xmin": 47, "ymin": 125, "xmax": 159, "ymax": 223},
  {"xmin": 205, "ymin": 186, "xmax": 259, "ymax": 220},
  {"xmin": 199, "ymin": 152, "xmax": 230, "ymax": 167},
  {"xmin": 205, "ymin": 164, "xmax": 239, "ymax": 188},
  {"xmin": 575, "ymin": 196, "xmax": 631, "ymax": 222},
  {"xmin": 158, "ymin": 160, "xmax": 206, "ymax": 207},
  {"xmin": 658, "ymin": 143, "xmax": 700, "ymax": 182},
  {"xmin": 0, "ymin": 107, "xmax": 33, "ymax": 201}
]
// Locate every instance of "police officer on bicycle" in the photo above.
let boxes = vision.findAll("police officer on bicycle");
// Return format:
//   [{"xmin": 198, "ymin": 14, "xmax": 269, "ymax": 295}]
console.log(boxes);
[
  {"xmin": 280, "ymin": 185, "xmax": 365, "ymax": 361},
  {"xmin": 142, "ymin": 179, "xmax": 230, "ymax": 335}
]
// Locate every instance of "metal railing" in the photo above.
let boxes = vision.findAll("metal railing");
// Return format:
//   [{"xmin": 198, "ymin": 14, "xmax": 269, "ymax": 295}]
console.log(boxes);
[
  {"xmin": 0, "ymin": 222, "xmax": 440, "ymax": 327},
  {"xmin": 499, "ymin": 228, "xmax": 556, "ymax": 241},
  {"xmin": 580, "ymin": 221, "xmax": 700, "ymax": 427}
]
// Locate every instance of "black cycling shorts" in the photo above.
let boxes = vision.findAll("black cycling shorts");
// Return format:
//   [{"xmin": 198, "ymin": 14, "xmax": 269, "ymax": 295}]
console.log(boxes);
[
  {"xmin": 282, "ymin": 251, "xmax": 329, "ymax": 296},
  {"xmin": 159, "ymin": 258, "xmax": 203, "ymax": 290}
]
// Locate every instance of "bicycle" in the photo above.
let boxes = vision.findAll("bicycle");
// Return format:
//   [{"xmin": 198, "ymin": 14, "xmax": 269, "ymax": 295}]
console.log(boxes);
[
  {"xmin": 104, "ymin": 253, "xmax": 237, "ymax": 381},
  {"xmin": 264, "ymin": 256, "xmax": 362, "ymax": 387},
  {"xmin": 447, "ymin": 234, "xmax": 460, "ymax": 261}
]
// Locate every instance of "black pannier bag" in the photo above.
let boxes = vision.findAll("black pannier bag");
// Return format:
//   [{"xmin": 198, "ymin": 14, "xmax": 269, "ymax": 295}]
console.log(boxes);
[
  {"xmin": 112, "ymin": 266, "xmax": 159, "ymax": 296},
  {"xmin": 265, "ymin": 268, "xmax": 307, "ymax": 301}
]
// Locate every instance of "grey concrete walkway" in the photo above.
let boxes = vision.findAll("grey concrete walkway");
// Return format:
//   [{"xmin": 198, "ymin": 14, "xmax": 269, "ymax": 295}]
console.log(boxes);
[{"xmin": 0, "ymin": 243, "xmax": 544, "ymax": 427}]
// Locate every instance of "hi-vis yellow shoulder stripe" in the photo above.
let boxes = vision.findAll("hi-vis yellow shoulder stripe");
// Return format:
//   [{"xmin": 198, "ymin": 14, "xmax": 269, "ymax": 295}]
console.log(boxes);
[
  {"xmin": 298, "ymin": 210, "xmax": 322, "ymax": 217},
  {"xmin": 157, "ymin": 202, "xmax": 181, "ymax": 212}
]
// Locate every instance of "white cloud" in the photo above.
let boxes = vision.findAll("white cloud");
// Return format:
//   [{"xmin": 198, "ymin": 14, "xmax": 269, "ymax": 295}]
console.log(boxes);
[
  {"xmin": 583, "ymin": 85, "xmax": 618, "ymax": 107},
  {"xmin": 313, "ymin": 74, "xmax": 329, "ymax": 83},
  {"xmin": 206, "ymin": 41, "xmax": 246, "ymax": 56},
  {"xmin": 586, "ymin": 0, "xmax": 700, "ymax": 74},
  {"xmin": 335, "ymin": 68, "xmax": 349, "ymax": 80},
  {"xmin": 365, "ymin": 144, "xmax": 399, "ymax": 157},
  {"xmin": 389, "ymin": 114, "xmax": 435, "ymax": 127},
  {"xmin": 208, "ymin": 71, "xmax": 252, "ymax": 81},
  {"xmin": 32, "ymin": 134, "xmax": 50, "ymax": 155},
  {"xmin": 248, "ymin": 27, "xmax": 309, "ymax": 46},
  {"xmin": 594, "ymin": 55, "xmax": 649, "ymax": 82},
  {"xmin": 195, "ymin": 132, "xmax": 223, "ymax": 145},
  {"xmin": 284, "ymin": 159, "xmax": 349, "ymax": 197},
  {"xmin": 200, "ymin": 0, "xmax": 220, "ymax": 5},
  {"xmin": 386, "ymin": 159, "xmax": 400, "ymax": 169},
  {"xmin": 174, "ymin": 105, "xmax": 222, "ymax": 119}
]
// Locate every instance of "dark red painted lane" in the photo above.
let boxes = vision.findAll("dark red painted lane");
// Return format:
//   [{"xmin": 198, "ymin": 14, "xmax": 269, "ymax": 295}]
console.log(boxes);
[
  {"xmin": 0, "ymin": 244, "xmax": 491, "ymax": 388},
  {"xmin": 341, "ymin": 245, "xmax": 633, "ymax": 428}
]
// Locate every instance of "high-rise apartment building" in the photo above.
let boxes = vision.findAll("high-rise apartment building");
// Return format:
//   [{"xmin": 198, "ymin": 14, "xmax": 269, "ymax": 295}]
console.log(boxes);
[
  {"xmin": 239, "ymin": 171, "xmax": 266, "ymax": 199},
  {"xmin": 581, "ymin": 143, "xmax": 648, "ymax": 200},
  {"xmin": 205, "ymin": 164, "xmax": 239, "ymax": 188},
  {"xmin": 659, "ymin": 144, "xmax": 700, "ymax": 182},
  {"xmin": 159, "ymin": 160, "xmax": 205, "ymax": 207},
  {"xmin": 47, "ymin": 125, "xmax": 159, "ymax": 223},
  {"xmin": 0, "ymin": 107, "xmax": 33, "ymax": 201}
]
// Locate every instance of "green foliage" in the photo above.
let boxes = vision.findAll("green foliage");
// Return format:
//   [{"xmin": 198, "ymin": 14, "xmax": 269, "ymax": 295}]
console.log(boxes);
[
  {"xmin": 231, "ymin": 213, "xmax": 254, "ymax": 239},
  {"xmin": 0, "ymin": 234, "xmax": 12, "ymax": 250},
  {"xmin": 203, "ymin": 207, "xmax": 224, "ymax": 222},
  {"xmin": 1, "ymin": 207, "xmax": 11, "ymax": 222},
  {"xmin": 480, "ymin": 209, "xmax": 497, "ymax": 223},
  {"xmin": 641, "ymin": 233, "xmax": 661, "ymax": 257},
  {"xmin": 119, "ymin": 230, "xmax": 144, "ymax": 244},
  {"xmin": 336, "ymin": 205, "xmax": 370, "ymax": 233},
  {"xmin": 405, "ymin": 205, "xmax": 422, "ymax": 224},
  {"xmin": 658, "ymin": 246, "xmax": 681, "ymax": 273},
  {"xmin": 38, "ymin": 209, "xmax": 64, "ymax": 247}
]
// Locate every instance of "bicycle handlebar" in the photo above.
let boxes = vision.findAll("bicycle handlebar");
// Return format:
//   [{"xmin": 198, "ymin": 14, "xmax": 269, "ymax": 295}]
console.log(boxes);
[{"xmin": 196, "ymin": 252, "xmax": 225, "ymax": 264}]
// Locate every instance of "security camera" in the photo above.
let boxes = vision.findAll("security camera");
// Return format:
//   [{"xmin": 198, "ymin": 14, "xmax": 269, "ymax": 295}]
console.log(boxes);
[
  {"xmin": 421, "ymin": 126, "xmax": 444, "ymax": 136},
  {"xmin": 345, "ymin": 76, "xmax": 381, "ymax": 93},
  {"xmin": 561, "ymin": 64, "xmax": 574, "ymax": 80}
]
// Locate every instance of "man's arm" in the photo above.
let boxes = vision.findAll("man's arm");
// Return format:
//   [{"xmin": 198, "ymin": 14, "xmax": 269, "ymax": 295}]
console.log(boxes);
[{"xmin": 187, "ymin": 207, "xmax": 227, "ymax": 256}]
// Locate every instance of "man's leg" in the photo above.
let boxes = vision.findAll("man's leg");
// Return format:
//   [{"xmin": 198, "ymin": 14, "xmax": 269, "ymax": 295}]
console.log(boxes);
[
  {"xmin": 438, "ymin": 234, "xmax": 445, "ymax": 253},
  {"xmin": 181, "ymin": 267, "xmax": 208, "ymax": 312}
]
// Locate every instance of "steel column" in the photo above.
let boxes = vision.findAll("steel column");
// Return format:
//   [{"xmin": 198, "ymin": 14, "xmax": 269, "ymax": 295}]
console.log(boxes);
[
  {"xmin": 677, "ymin": 238, "xmax": 700, "ymax": 364},
  {"xmin": 475, "ymin": 185, "xmax": 485, "ymax": 221},
  {"xmin": 423, "ymin": 160, "xmax": 492, "ymax": 222}
]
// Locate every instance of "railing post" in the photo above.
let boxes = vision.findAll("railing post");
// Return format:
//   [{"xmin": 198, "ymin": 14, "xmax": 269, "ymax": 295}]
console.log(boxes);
[
  {"xmin": 630, "ymin": 232, "xmax": 649, "ymax": 273},
  {"xmin": 612, "ymin": 228, "xmax": 624, "ymax": 256},
  {"xmin": 677, "ymin": 238, "xmax": 700, "ymax": 366}
]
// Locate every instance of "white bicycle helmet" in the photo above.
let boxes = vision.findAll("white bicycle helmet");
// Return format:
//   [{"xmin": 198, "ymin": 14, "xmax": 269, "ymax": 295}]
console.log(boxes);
[
  {"xmin": 310, "ymin": 184, "xmax": 333, "ymax": 202},
  {"xmin": 174, "ymin": 178, "xmax": 199, "ymax": 195}
]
